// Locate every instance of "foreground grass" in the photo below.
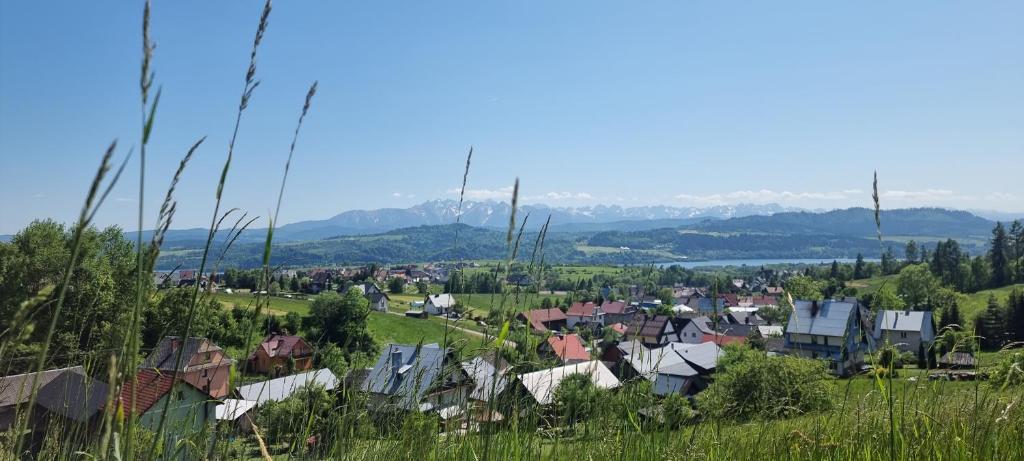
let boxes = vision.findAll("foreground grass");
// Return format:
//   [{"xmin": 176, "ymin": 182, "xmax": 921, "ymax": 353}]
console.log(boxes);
[{"xmin": 226, "ymin": 372, "xmax": 1023, "ymax": 461}]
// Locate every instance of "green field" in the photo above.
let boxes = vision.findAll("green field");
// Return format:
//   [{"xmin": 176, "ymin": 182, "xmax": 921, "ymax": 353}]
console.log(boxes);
[
  {"xmin": 849, "ymin": 275, "xmax": 1023, "ymax": 321},
  {"xmin": 959, "ymin": 283, "xmax": 1024, "ymax": 320},
  {"xmin": 213, "ymin": 291, "xmax": 313, "ymax": 315},
  {"xmin": 366, "ymin": 311, "xmax": 481, "ymax": 348}
]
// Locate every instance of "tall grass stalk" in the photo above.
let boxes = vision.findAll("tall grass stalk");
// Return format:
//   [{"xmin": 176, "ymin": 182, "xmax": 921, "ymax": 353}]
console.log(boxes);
[{"xmin": 154, "ymin": 0, "xmax": 273, "ymax": 452}]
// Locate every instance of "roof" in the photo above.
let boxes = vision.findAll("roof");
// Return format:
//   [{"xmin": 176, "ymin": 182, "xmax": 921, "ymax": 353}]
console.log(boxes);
[
  {"xmin": 875, "ymin": 310, "xmax": 932, "ymax": 332},
  {"xmin": 1, "ymin": 366, "xmax": 82, "ymax": 407},
  {"xmin": 361, "ymin": 344, "xmax": 451, "ymax": 410},
  {"xmin": 628, "ymin": 315, "xmax": 671, "ymax": 339},
  {"xmin": 716, "ymin": 323, "xmax": 756, "ymax": 338},
  {"xmin": 118, "ymin": 369, "xmax": 179, "ymax": 415},
  {"xmin": 621, "ymin": 344, "xmax": 698, "ymax": 379},
  {"xmin": 215, "ymin": 399, "xmax": 258, "ymax": 421},
  {"xmin": 566, "ymin": 302, "xmax": 597, "ymax": 317},
  {"xmin": 237, "ymin": 369, "xmax": 339, "ymax": 405},
  {"xmin": 141, "ymin": 337, "xmax": 226, "ymax": 372},
  {"xmin": 939, "ymin": 351, "xmax": 977, "ymax": 367},
  {"xmin": 519, "ymin": 308, "xmax": 567, "ymax": 332},
  {"xmin": 785, "ymin": 300, "xmax": 859, "ymax": 337},
  {"xmin": 758, "ymin": 325, "xmax": 784, "ymax": 337},
  {"xmin": 668, "ymin": 342, "xmax": 723, "ymax": 372},
  {"xmin": 684, "ymin": 317, "xmax": 715, "ymax": 335},
  {"xmin": 752, "ymin": 295, "xmax": 778, "ymax": 306},
  {"xmin": 251, "ymin": 334, "xmax": 309, "ymax": 359},
  {"xmin": 546, "ymin": 334, "xmax": 591, "ymax": 362},
  {"xmin": 1, "ymin": 366, "xmax": 108, "ymax": 422},
  {"xmin": 427, "ymin": 294, "xmax": 456, "ymax": 308},
  {"xmin": 460, "ymin": 356, "xmax": 509, "ymax": 402},
  {"xmin": 719, "ymin": 293, "xmax": 739, "ymax": 306},
  {"xmin": 601, "ymin": 300, "xmax": 628, "ymax": 315},
  {"xmin": 517, "ymin": 361, "xmax": 620, "ymax": 405},
  {"xmin": 368, "ymin": 292, "xmax": 390, "ymax": 303},
  {"xmin": 609, "ymin": 322, "xmax": 628, "ymax": 335}
]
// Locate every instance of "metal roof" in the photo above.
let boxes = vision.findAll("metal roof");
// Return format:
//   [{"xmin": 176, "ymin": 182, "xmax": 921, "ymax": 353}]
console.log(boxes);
[
  {"xmin": 875, "ymin": 310, "xmax": 932, "ymax": 332},
  {"xmin": 460, "ymin": 357, "xmax": 508, "ymax": 402},
  {"xmin": 785, "ymin": 300, "xmax": 858, "ymax": 337},
  {"xmin": 237, "ymin": 368, "xmax": 339, "ymax": 405},
  {"xmin": 215, "ymin": 399, "xmax": 258, "ymax": 421},
  {"xmin": 361, "ymin": 343, "xmax": 449, "ymax": 410},
  {"xmin": 621, "ymin": 345, "xmax": 698, "ymax": 378},
  {"xmin": 518, "ymin": 361, "xmax": 620, "ymax": 405},
  {"xmin": 669, "ymin": 342, "xmax": 723, "ymax": 372}
]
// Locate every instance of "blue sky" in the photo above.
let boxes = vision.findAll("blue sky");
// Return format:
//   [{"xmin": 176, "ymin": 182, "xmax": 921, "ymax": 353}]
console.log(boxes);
[{"xmin": 1, "ymin": 0, "xmax": 1022, "ymax": 234}]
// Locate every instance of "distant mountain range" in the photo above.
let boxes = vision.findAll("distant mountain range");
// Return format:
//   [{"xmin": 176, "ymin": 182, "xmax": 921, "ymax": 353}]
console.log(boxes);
[
  {"xmin": 125, "ymin": 200, "xmax": 802, "ymax": 248},
  {"xmin": 149, "ymin": 206, "xmax": 1008, "ymax": 269}
]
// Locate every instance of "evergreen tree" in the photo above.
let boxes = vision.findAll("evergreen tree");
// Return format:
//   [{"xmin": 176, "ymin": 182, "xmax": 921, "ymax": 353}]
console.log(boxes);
[
  {"xmin": 989, "ymin": 222, "xmax": 1012, "ymax": 288},
  {"xmin": 976, "ymin": 294, "xmax": 1006, "ymax": 350},
  {"xmin": 853, "ymin": 253, "xmax": 866, "ymax": 279},
  {"xmin": 1010, "ymin": 220, "xmax": 1024, "ymax": 282},
  {"xmin": 830, "ymin": 260, "xmax": 840, "ymax": 280},
  {"xmin": 881, "ymin": 246, "xmax": 899, "ymax": 275},
  {"xmin": 939, "ymin": 299, "xmax": 963, "ymax": 330},
  {"xmin": 1005, "ymin": 288, "xmax": 1024, "ymax": 343},
  {"xmin": 905, "ymin": 240, "xmax": 919, "ymax": 264}
]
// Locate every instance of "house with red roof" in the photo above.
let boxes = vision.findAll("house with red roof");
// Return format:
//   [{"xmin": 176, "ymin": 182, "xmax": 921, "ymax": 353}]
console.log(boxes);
[
  {"xmin": 600, "ymin": 300, "xmax": 638, "ymax": 324},
  {"xmin": 516, "ymin": 308, "xmax": 567, "ymax": 333},
  {"xmin": 248, "ymin": 334, "xmax": 314, "ymax": 376},
  {"xmin": 624, "ymin": 315, "xmax": 678, "ymax": 346},
  {"xmin": 539, "ymin": 333, "xmax": 591, "ymax": 364},
  {"xmin": 114, "ymin": 337, "xmax": 233, "ymax": 457},
  {"xmin": 566, "ymin": 302, "xmax": 605, "ymax": 328}
]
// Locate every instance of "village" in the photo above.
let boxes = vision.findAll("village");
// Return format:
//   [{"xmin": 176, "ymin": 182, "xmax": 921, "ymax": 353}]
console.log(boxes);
[{"xmin": 2, "ymin": 258, "xmax": 997, "ymax": 456}]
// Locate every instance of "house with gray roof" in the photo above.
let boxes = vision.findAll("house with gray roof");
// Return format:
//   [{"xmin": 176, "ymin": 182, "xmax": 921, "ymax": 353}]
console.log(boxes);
[
  {"xmin": 362, "ymin": 343, "xmax": 471, "ymax": 413},
  {"xmin": 236, "ymin": 368, "xmax": 339, "ymax": 405},
  {"xmin": 784, "ymin": 299, "xmax": 875, "ymax": 376},
  {"xmin": 0, "ymin": 366, "xmax": 108, "ymax": 434},
  {"xmin": 873, "ymin": 310, "xmax": 935, "ymax": 354}
]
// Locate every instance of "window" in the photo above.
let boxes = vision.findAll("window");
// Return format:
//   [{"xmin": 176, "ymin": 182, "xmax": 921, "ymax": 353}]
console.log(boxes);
[
  {"xmin": 811, "ymin": 336, "xmax": 818, "ymax": 345},
  {"xmin": 202, "ymin": 368, "xmax": 208, "ymax": 378},
  {"xmin": 900, "ymin": 331, "xmax": 908, "ymax": 339}
]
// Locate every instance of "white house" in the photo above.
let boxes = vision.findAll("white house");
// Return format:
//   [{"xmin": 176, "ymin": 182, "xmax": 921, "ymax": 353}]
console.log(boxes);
[
  {"xmin": 872, "ymin": 310, "xmax": 935, "ymax": 353},
  {"xmin": 677, "ymin": 317, "xmax": 714, "ymax": 344},
  {"xmin": 424, "ymin": 294, "xmax": 457, "ymax": 316},
  {"xmin": 566, "ymin": 302, "xmax": 604, "ymax": 328}
]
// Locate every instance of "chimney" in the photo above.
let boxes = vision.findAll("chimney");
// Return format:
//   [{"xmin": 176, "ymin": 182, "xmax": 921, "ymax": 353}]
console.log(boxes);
[
  {"xmin": 810, "ymin": 300, "xmax": 820, "ymax": 317},
  {"xmin": 390, "ymin": 348, "xmax": 403, "ymax": 371}
]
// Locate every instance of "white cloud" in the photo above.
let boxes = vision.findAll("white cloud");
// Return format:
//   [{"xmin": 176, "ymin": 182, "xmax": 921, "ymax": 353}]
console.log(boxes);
[
  {"xmin": 524, "ymin": 191, "xmax": 594, "ymax": 201},
  {"xmin": 986, "ymin": 192, "xmax": 1017, "ymax": 201},
  {"xmin": 447, "ymin": 186, "xmax": 515, "ymax": 200},
  {"xmin": 673, "ymin": 189, "xmax": 855, "ymax": 206},
  {"xmin": 392, "ymin": 192, "xmax": 402, "ymax": 198},
  {"xmin": 114, "ymin": 197, "xmax": 136, "ymax": 203},
  {"xmin": 880, "ymin": 189, "xmax": 957, "ymax": 200}
]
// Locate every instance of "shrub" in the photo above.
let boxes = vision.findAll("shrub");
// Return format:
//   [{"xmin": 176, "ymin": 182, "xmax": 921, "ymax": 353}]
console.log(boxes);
[
  {"xmin": 698, "ymin": 347, "xmax": 832, "ymax": 421},
  {"xmin": 661, "ymin": 393, "xmax": 694, "ymax": 429},
  {"xmin": 989, "ymin": 351, "xmax": 1024, "ymax": 388},
  {"xmin": 552, "ymin": 373, "xmax": 603, "ymax": 425}
]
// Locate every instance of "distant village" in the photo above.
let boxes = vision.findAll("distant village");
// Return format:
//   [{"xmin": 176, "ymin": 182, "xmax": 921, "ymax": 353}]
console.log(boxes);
[{"xmin": 2, "ymin": 258, "xmax": 972, "ymax": 448}]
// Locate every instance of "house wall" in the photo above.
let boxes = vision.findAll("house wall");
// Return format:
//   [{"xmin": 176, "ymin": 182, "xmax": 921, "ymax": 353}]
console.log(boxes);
[
  {"xmin": 678, "ymin": 323, "xmax": 704, "ymax": 344},
  {"xmin": 653, "ymin": 374, "xmax": 692, "ymax": 396},
  {"xmin": 183, "ymin": 362, "xmax": 231, "ymax": 398},
  {"xmin": 879, "ymin": 330, "xmax": 924, "ymax": 353},
  {"xmin": 138, "ymin": 384, "xmax": 215, "ymax": 459}
]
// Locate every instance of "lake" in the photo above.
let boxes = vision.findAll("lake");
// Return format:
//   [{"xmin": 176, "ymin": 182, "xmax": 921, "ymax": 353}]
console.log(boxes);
[{"xmin": 655, "ymin": 258, "xmax": 879, "ymax": 269}]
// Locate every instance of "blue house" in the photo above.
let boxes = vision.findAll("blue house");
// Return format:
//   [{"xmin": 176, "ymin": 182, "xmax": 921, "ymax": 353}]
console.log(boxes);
[{"xmin": 783, "ymin": 299, "xmax": 875, "ymax": 376}]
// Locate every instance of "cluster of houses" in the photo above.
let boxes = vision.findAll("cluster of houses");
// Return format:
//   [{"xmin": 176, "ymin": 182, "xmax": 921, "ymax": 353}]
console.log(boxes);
[{"xmin": 0, "ymin": 290, "xmax": 959, "ymax": 448}]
